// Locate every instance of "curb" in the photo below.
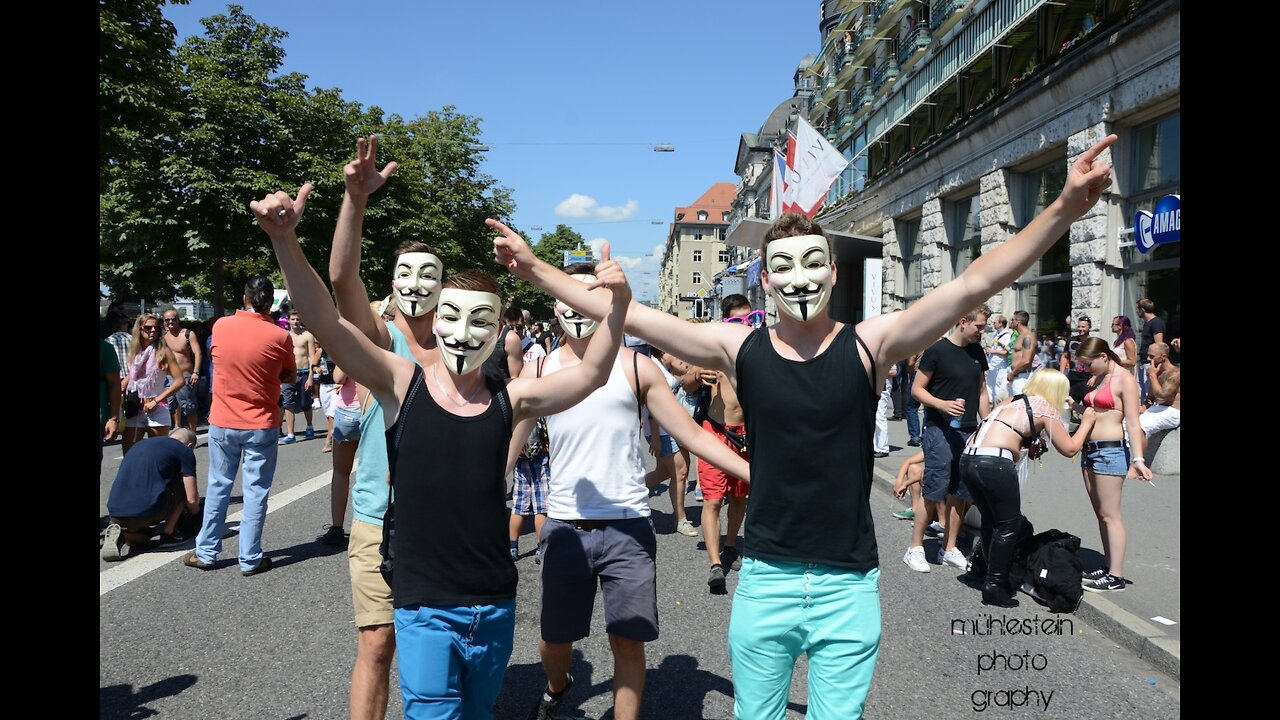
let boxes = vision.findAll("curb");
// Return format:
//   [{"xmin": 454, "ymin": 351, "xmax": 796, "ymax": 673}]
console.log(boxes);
[{"xmin": 870, "ymin": 462, "xmax": 1180, "ymax": 681}]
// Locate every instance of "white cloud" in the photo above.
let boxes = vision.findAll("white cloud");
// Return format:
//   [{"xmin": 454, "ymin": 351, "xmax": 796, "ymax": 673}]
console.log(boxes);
[
  {"xmin": 583, "ymin": 236, "xmax": 662, "ymax": 302},
  {"xmin": 554, "ymin": 193, "xmax": 640, "ymax": 221}
]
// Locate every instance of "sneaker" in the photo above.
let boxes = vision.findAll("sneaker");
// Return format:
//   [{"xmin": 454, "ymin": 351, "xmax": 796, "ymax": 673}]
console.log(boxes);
[
  {"xmin": 907, "ymin": 438, "xmax": 922, "ymax": 447},
  {"xmin": 903, "ymin": 546, "xmax": 931, "ymax": 573},
  {"xmin": 721, "ymin": 546, "xmax": 742, "ymax": 571},
  {"xmin": 526, "ymin": 673, "xmax": 574, "ymax": 720},
  {"xmin": 708, "ymin": 564, "xmax": 727, "ymax": 594},
  {"xmin": 318, "ymin": 525, "xmax": 347, "ymax": 547},
  {"xmin": 510, "ymin": 545, "xmax": 520, "ymax": 561},
  {"xmin": 278, "ymin": 435, "xmax": 296, "ymax": 445},
  {"xmin": 873, "ymin": 451, "xmax": 889, "ymax": 458},
  {"xmin": 534, "ymin": 547, "xmax": 542, "ymax": 565},
  {"xmin": 892, "ymin": 508, "xmax": 916, "ymax": 520},
  {"xmin": 311, "ymin": 397, "xmax": 322, "ymax": 409},
  {"xmin": 1082, "ymin": 567, "xmax": 1109, "ymax": 582},
  {"xmin": 925, "ymin": 521, "xmax": 945, "ymax": 538},
  {"xmin": 241, "ymin": 556, "xmax": 273, "ymax": 577},
  {"xmin": 675, "ymin": 518, "xmax": 698, "ymax": 537},
  {"xmin": 303, "ymin": 427, "xmax": 316, "ymax": 441},
  {"xmin": 940, "ymin": 548, "xmax": 968, "ymax": 568},
  {"xmin": 320, "ymin": 443, "xmax": 333, "ymax": 453},
  {"xmin": 101, "ymin": 523, "xmax": 127, "ymax": 562},
  {"xmin": 1082, "ymin": 573, "xmax": 1126, "ymax": 593},
  {"xmin": 183, "ymin": 551, "xmax": 215, "ymax": 570}
]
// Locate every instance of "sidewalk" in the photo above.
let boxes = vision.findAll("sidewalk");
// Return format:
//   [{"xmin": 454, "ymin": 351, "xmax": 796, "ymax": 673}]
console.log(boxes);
[{"xmin": 872, "ymin": 417, "xmax": 1181, "ymax": 680}]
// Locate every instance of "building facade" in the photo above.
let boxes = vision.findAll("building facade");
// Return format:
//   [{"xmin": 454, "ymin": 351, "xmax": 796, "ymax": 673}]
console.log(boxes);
[
  {"xmin": 727, "ymin": 0, "xmax": 1179, "ymax": 344},
  {"xmin": 658, "ymin": 183, "xmax": 737, "ymax": 319}
]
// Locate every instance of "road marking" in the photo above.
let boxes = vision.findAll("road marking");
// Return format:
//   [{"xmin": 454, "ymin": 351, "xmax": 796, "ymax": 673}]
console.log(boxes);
[{"xmin": 99, "ymin": 470, "xmax": 333, "ymax": 596}]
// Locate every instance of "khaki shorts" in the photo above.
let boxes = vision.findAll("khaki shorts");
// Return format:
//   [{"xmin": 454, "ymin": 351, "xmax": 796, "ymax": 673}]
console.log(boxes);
[{"xmin": 348, "ymin": 519, "xmax": 394, "ymax": 628}]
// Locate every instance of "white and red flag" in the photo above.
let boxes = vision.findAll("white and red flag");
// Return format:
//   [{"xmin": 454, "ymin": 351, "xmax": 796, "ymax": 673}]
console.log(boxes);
[{"xmin": 782, "ymin": 116, "xmax": 851, "ymax": 217}]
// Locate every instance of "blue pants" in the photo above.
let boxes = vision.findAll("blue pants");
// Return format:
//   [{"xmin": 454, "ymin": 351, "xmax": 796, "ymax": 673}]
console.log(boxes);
[
  {"xmin": 194, "ymin": 426, "xmax": 278, "ymax": 570},
  {"xmin": 728, "ymin": 557, "xmax": 881, "ymax": 719},
  {"xmin": 394, "ymin": 601, "xmax": 516, "ymax": 720}
]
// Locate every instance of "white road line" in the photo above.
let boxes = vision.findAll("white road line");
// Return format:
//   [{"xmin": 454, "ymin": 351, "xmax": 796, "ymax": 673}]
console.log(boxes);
[{"xmin": 99, "ymin": 470, "xmax": 333, "ymax": 597}]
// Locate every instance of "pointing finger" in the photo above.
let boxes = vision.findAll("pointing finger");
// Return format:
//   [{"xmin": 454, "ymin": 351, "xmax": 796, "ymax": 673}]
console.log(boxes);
[{"xmin": 1079, "ymin": 134, "xmax": 1117, "ymax": 164}]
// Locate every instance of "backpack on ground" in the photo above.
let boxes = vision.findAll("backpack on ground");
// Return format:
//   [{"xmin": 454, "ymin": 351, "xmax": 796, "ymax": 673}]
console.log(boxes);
[{"xmin": 1010, "ymin": 528, "xmax": 1084, "ymax": 614}]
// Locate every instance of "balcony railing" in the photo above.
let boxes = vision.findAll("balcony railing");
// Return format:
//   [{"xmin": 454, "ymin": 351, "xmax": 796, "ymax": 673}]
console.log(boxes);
[
  {"xmin": 872, "ymin": 58, "xmax": 900, "ymax": 91},
  {"xmin": 897, "ymin": 22, "xmax": 932, "ymax": 65},
  {"xmin": 839, "ymin": 107, "xmax": 855, "ymax": 127},
  {"xmin": 853, "ymin": 24, "xmax": 872, "ymax": 49},
  {"xmin": 872, "ymin": 0, "xmax": 894, "ymax": 23},
  {"xmin": 853, "ymin": 85, "xmax": 873, "ymax": 107},
  {"xmin": 930, "ymin": 0, "xmax": 965, "ymax": 32}
]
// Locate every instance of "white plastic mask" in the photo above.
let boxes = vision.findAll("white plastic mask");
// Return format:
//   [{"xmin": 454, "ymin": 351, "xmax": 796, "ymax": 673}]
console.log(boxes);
[
  {"xmin": 433, "ymin": 289, "xmax": 501, "ymax": 376},
  {"xmin": 391, "ymin": 252, "xmax": 443, "ymax": 318},
  {"xmin": 765, "ymin": 234, "xmax": 833, "ymax": 322},
  {"xmin": 555, "ymin": 274, "xmax": 600, "ymax": 339}
]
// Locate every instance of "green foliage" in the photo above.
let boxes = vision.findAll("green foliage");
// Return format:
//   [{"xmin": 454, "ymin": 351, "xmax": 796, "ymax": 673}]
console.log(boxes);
[
  {"xmin": 501, "ymin": 224, "xmax": 589, "ymax": 319},
  {"xmin": 99, "ymin": 3, "xmax": 515, "ymax": 317}
]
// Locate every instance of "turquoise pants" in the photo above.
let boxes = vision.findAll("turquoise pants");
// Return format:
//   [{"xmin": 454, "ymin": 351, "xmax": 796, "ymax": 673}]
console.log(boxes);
[{"xmin": 728, "ymin": 557, "xmax": 881, "ymax": 719}]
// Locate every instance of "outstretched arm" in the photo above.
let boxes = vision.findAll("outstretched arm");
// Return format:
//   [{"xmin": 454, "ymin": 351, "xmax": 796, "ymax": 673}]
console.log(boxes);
[
  {"xmin": 1049, "ymin": 407, "xmax": 1095, "ymax": 456},
  {"xmin": 506, "ymin": 245, "xmax": 631, "ymax": 421},
  {"xmin": 251, "ymin": 184, "xmax": 410, "ymax": 410},
  {"xmin": 862, "ymin": 134, "xmax": 1117, "ymax": 370},
  {"xmin": 331, "ymin": 136, "xmax": 400, "ymax": 349},
  {"xmin": 489, "ymin": 219, "xmax": 749, "ymax": 373}
]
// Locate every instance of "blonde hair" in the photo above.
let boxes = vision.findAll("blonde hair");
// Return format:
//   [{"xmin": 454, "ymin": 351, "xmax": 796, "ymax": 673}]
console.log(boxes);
[{"xmin": 1022, "ymin": 368, "xmax": 1068, "ymax": 418}]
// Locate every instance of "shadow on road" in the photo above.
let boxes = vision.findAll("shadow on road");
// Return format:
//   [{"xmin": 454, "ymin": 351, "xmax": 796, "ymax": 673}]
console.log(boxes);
[{"xmin": 100, "ymin": 674, "xmax": 197, "ymax": 719}]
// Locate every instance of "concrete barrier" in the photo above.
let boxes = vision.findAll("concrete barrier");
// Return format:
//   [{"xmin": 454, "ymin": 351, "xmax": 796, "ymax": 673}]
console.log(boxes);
[{"xmin": 1147, "ymin": 426, "xmax": 1180, "ymax": 475}]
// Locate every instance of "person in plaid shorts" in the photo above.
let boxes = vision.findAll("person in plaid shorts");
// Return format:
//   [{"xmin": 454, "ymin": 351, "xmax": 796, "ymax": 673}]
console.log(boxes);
[{"xmin": 508, "ymin": 413, "xmax": 551, "ymax": 563}]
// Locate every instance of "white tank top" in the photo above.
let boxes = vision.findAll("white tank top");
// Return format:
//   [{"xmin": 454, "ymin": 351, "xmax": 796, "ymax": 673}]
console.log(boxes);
[{"xmin": 544, "ymin": 351, "xmax": 649, "ymax": 519}]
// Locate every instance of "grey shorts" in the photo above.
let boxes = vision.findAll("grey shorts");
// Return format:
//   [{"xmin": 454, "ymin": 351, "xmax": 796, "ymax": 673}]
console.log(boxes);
[
  {"xmin": 165, "ymin": 373, "xmax": 198, "ymax": 415},
  {"xmin": 922, "ymin": 424, "xmax": 974, "ymax": 503},
  {"xmin": 280, "ymin": 369, "xmax": 309, "ymax": 413},
  {"xmin": 538, "ymin": 517, "xmax": 658, "ymax": 643}
]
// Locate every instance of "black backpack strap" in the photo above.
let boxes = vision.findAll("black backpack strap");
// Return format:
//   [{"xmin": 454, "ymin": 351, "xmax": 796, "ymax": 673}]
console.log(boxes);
[
  {"xmin": 491, "ymin": 373, "xmax": 513, "ymax": 432},
  {"xmin": 1015, "ymin": 394, "xmax": 1037, "ymax": 442}
]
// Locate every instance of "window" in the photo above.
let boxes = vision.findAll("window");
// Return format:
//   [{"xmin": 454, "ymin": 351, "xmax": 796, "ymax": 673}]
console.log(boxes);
[
  {"xmin": 1014, "ymin": 159, "xmax": 1071, "ymax": 337},
  {"xmin": 694, "ymin": 230, "xmax": 704, "ymax": 241},
  {"xmin": 719, "ymin": 228, "xmax": 727, "ymax": 240},
  {"xmin": 692, "ymin": 272, "xmax": 703, "ymax": 285},
  {"xmin": 697, "ymin": 211, "xmax": 708, "ymax": 221},
  {"xmin": 1121, "ymin": 113, "xmax": 1180, "ymax": 327},
  {"xmin": 722, "ymin": 211, "xmax": 731, "ymax": 222},
  {"xmin": 899, "ymin": 218, "xmax": 923, "ymax": 300},
  {"xmin": 950, "ymin": 194, "xmax": 981, "ymax": 278},
  {"xmin": 718, "ymin": 250, "xmax": 730, "ymax": 264},
  {"xmin": 692, "ymin": 249, "xmax": 703, "ymax": 262}
]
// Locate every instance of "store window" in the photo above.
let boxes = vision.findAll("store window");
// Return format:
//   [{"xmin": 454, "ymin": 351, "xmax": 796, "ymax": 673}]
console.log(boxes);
[
  {"xmin": 899, "ymin": 217, "xmax": 923, "ymax": 301},
  {"xmin": 1013, "ymin": 159, "xmax": 1071, "ymax": 337},
  {"xmin": 1121, "ymin": 113, "xmax": 1180, "ymax": 339},
  {"xmin": 950, "ymin": 194, "xmax": 982, "ymax": 279}
]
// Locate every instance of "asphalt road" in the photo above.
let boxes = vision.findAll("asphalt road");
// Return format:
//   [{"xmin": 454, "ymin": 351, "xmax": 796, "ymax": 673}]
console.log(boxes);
[{"xmin": 100, "ymin": 430, "xmax": 1179, "ymax": 719}]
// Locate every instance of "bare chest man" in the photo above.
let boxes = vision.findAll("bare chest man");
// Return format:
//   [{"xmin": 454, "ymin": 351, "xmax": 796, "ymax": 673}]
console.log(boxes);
[
  {"xmin": 291, "ymin": 330, "xmax": 315, "ymax": 370},
  {"xmin": 162, "ymin": 328, "xmax": 196, "ymax": 375}
]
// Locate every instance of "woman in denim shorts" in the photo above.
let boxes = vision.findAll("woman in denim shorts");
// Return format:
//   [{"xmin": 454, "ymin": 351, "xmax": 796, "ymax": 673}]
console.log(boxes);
[
  {"xmin": 1074, "ymin": 338, "xmax": 1153, "ymax": 593},
  {"xmin": 320, "ymin": 364, "xmax": 363, "ymax": 546}
]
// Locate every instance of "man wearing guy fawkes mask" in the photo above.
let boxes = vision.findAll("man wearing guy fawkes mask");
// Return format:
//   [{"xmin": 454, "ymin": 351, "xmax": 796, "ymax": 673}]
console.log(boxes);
[{"xmin": 495, "ymin": 129, "xmax": 1120, "ymax": 718}]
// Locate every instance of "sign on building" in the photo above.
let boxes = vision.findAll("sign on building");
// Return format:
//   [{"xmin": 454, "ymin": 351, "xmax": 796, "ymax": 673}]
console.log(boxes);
[{"xmin": 1134, "ymin": 194, "xmax": 1180, "ymax": 254}]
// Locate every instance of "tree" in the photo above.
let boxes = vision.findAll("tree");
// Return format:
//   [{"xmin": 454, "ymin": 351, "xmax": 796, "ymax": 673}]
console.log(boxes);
[{"xmin": 502, "ymin": 224, "xmax": 589, "ymax": 319}]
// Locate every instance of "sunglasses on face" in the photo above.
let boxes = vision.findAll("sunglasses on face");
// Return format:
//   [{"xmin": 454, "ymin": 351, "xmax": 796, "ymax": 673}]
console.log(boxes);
[
  {"xmin": 722, "ymin": 309, "xmax": 766, "ymax": 327},
  {"xmin": 142, "ymin": 325, "xmax": 159, "ymax": 332},
  {"xmin": 163, "ymin": 317, "xmax": 180, "ymax": 323}
]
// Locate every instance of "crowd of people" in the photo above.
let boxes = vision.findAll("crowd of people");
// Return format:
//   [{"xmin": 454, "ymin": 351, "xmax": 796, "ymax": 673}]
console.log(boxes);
[{"xmin": 99, "ymin": 132, "xmax": 1178, "ymax": 719}]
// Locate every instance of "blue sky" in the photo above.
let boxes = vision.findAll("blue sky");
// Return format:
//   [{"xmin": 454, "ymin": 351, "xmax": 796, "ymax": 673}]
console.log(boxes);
[{"xmin": 162, "ymin": 1, "xmax": 818, "ymax": 303}]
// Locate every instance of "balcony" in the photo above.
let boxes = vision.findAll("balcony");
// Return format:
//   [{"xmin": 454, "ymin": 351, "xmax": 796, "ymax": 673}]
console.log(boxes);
[
  {"xmin": 872, "ymin": 0, "xmax": 894, "ymax": 24},
  {"xmin": 839, "ymin": 106, "xmax": 855, "ymax": 128},
  {"xmin": 853, "ymin": 85, "xmax": 873, "ymax": 108},
  {"xmin": 930, "ymin": 0, "xmax": 965, "ymax": 32},
  {"xmin": 872, "ymin": 57, "xmax": 900, "ymax": 92},
  {"xmin": 897, "ymin": 22, "xmax": 932, "ymax": 66}
]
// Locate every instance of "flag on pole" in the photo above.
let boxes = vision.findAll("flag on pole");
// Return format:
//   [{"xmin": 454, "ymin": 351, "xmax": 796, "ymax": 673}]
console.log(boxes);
[
  {"xmin": 770, "ymin": 151, "xmax": 786, "ymax": 219},
  {"xmin": 781, "ymin": 116, "xmax": 851, "ymax": 217}
]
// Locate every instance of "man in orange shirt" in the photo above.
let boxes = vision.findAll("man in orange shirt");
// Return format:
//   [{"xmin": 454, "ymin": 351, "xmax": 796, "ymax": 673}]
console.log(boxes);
[{"xmin": 184, "ymin": 276, "xmax": 295, "ymax": 576}]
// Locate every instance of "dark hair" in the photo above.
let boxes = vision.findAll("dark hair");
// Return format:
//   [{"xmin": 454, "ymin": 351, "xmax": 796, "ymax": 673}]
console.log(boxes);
[
  {"xmin": 563, "ymin": 262, "xmax": 595, "ymax": 276},
  {"xmin": 244, "ymin": 276, "xmax": 275, "ymax": 314},
  {"xmin": 721, "ymin": 294, "xmax": 751, "ymax": 317},
  {"xmin": 503, "ymin": 307, "xmax": 523, "ymax": 323},
  {"xmin": 442, "ymin": 269, "xmax": 501, "ymax": 296},
  {"xmin": 394, "ymin": 240, "xmax": 439, "ymax": 259},
  {"xmin": 1012, "ymin": 310, "xmax": 1030, "ymax": 326},
  {"xmin": 1076, "ymin": 315, "xmax": 1091, "ymax": 327},
  {"xmin": 1137, "ymin": 298, "xmax": 1155, "ymax": 314}
]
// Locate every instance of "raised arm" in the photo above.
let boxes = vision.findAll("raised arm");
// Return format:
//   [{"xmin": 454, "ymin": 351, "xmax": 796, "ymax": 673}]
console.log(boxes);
[
  {"xmin": 642, "ymin": 359, "xmax": 750, "ymax": 482},
  {"xmin": 489, "ymin": 219, "xmax": 749, "ymax": 373},
  {"xmin": 251, "ymin": 184, "xmax": 410, "ymax": 409},
  {"xmin": 506, "ymin": 244, "xmax": 631, "ymax": 421},
  {"xmin": 331, "ymin": 136, "xmax": 399, "ymax": 349},
  {"xmin": 863, "ymin": 134, "xmax": 1117, "ymax": 369}
]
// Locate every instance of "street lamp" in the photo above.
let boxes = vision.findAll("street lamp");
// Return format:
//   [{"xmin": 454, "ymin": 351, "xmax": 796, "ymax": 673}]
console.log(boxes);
[{"xmin": 467, "ymin": 143, "xmax": 489, "ymax": 152}]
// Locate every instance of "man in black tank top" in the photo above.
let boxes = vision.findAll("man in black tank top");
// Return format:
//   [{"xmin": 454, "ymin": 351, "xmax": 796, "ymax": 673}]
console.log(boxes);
[
  {"xmin": 256, "ymin": 182, "xmax": 636, "ymax": 720},
  {"xmin": 490, "ymin": 134, "xmax": 1119, "ymax": 719}
]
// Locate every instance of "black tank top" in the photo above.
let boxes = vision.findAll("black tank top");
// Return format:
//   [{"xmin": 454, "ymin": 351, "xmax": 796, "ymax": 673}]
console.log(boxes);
[
  {"xmin": 386, "ymin": 366, "xmax": 517, "ymax": 606},
  {"xmin": 736, "ymin": 324, "xmax": 880, "ymax": 570}
]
